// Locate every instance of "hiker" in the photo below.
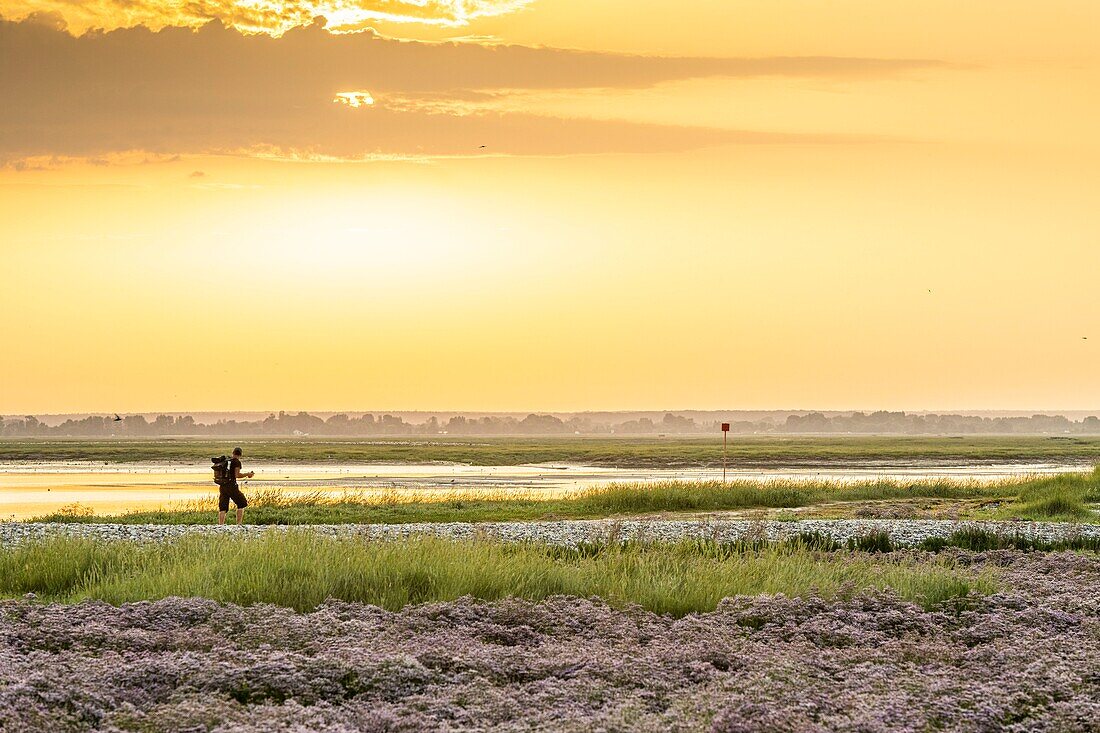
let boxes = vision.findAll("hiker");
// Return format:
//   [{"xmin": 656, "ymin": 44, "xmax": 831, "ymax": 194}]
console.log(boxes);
[{"xmin": 217, "ymin": 447, "xmax": 253, "ymax": 525}]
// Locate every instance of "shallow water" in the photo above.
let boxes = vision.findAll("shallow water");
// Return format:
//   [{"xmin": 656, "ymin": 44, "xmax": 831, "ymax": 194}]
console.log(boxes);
[{"xmin": 0, "ymin": 460, "xmax": 1089, "ymax": 520}]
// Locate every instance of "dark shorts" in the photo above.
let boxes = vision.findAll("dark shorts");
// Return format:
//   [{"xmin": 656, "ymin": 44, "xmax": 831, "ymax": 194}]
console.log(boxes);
[{"xmin": 218, "ymin": 483, "xmax": 248, "ymax": 511}]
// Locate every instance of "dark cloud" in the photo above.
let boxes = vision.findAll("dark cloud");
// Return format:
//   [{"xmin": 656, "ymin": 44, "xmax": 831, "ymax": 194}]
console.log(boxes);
[{"xmin": 0, "ymin": 18, "xmax": 936, "ymax": 163}]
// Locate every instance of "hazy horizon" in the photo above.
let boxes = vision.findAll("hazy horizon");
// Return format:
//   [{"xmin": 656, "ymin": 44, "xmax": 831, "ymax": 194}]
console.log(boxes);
[
  {"xmin": 8, "ymin": 408, "xmax": 1100, "ymax": 428},
  {"xmin": 9, "ymin": 402, "xmax": 1100, "ymax": 422}
]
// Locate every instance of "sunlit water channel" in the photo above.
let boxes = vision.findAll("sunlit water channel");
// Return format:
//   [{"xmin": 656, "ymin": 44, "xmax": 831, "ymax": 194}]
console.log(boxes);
[{"xmin": 0, "ymin": 460, "xmax": 1092, "ymax": 520}]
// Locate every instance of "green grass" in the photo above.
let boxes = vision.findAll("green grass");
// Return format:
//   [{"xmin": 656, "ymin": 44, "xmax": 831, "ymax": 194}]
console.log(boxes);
[
  {"xmin": 33, "ymin": 470, "xmax": 1100, "ymax": 525},
  {"xmin": 0, "ymin": 533, "xmax": 993, "ymax": 614},
  {"xmin": 5, "ymin": 435, "xmax": 1100, "ymax": 467},
  {"xmin": 917, "ymin": 527, "xmax": 1100, "ymax": 553},
  {"xmin": 572, "ymin": 478, "xmax": 1015, "ymax": 514},
  {"xmin": 996, "ymin": 468, "xmax": 1100, "ymax": 521},
  {"xmin": 32, "ymin": 478, "xmax": 1026, "ymax": 525}
]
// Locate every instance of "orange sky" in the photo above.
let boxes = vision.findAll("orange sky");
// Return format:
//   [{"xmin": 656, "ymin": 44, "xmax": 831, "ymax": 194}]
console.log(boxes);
[{"xmin": 1, "ymin": 1, "xmax": 1098, "ymax": 413}]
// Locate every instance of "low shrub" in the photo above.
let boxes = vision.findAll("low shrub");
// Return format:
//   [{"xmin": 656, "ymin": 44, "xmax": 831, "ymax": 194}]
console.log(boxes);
[{"xmin": 848, "ymin": 529, "xmax": 894, "ymax": 553}]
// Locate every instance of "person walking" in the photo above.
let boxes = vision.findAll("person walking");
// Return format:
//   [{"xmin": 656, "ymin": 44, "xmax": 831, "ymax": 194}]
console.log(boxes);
[{"xmin": 218, "ymin": 447, "xmax": 253, "ymax": 525}]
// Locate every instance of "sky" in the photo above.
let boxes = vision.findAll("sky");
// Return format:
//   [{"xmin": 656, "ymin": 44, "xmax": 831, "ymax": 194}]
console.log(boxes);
[{"xmin": 1, "ymin": 1, "xmax": 1099, "ymax": 414}]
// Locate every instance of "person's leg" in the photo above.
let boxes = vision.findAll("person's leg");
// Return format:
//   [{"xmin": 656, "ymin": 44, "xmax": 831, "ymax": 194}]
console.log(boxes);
[
  {"xmin": 218, "ymin": 490, "xmax": 230, "ymax": 525},
  {"xmin": 218, "ymin": 511, "xmax": 227, "ymax": 525},
  {"xmin": 231, "ymin": 486, "xmax": 248, "ymax": 526}
]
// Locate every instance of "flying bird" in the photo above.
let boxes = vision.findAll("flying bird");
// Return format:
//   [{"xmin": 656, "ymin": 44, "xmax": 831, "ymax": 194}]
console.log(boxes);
[
  {"xmin": 113, "ymin": 414, "xmax": 122, "ymax": 422},
  {"xmin": 479, "ymin": 145, "xmax": 487, "ymax": 148}
]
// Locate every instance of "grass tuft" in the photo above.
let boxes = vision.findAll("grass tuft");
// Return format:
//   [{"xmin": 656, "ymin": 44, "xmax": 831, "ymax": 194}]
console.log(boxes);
[{"xmin": 848, "ymin": 529, "xmax": 894, "ymax": 553}]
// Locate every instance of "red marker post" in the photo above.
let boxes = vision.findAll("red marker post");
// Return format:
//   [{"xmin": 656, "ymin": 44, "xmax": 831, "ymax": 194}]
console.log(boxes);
[{"xmin": 721, "ymin": 423, "xmax": 730, "ymax": 482}]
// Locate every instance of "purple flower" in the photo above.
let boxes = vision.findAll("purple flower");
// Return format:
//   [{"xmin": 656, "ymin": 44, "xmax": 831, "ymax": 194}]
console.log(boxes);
[{"xmin": 2, "ymin": 551, "xmax": 1100, "ymax": 731}]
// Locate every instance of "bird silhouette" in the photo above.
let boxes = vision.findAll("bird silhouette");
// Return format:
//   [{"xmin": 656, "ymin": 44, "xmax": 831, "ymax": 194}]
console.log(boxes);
[
  {"xmin": 113, "ymin": 414, "xmax": 122, "ymax": 422},
  {"xmin": 479, "ymin": 145, "xmax": 487, "ymax": 148}
]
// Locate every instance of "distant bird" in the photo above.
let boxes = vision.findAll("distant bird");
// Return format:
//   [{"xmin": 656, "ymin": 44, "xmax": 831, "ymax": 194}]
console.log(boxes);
[
  {"xmin": 113, "ymin": 414, "xmax": 122, "ymax": 422},
  {"xmin": 479, "ymin": 145, "xmax": 487, "ymax": 148}
]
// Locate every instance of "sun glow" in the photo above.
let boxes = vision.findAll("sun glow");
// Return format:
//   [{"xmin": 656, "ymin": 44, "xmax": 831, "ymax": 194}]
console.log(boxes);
[
  {"xmin": 0, "ymin": 0, "xmax": 536, "ymax": 37},
  {"xmin": 333, "ymin": 91, "xmax": 375, "ymax": 108}
]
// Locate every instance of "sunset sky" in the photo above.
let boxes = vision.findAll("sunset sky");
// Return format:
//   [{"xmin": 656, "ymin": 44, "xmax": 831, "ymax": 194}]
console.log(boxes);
[{"xmin": 2, "ymin": 1, "xmax": 1099, "ymax": 413}]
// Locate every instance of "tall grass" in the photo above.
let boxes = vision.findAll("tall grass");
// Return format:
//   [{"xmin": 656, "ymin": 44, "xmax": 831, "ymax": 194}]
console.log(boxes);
[
  {"xmin": 998, "ymin": 466, "xmax": 1100, "ymax": 521},
  {"xmin": 574, "ymin": 478, "xmax": 1011, "ymax": 514},
  {"xmin": 0, "ymin": 534, "xmax": 992, "ymax": 615}
]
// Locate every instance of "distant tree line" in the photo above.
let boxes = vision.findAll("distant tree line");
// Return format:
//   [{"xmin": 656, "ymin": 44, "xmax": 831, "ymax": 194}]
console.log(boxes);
[
  {"xmin": 778, "ymin": 411, "xmax": 1100, "ymax": 435},
  {"xmin": 2, "ymin": 410, "xmax": 1100, "ymax": 437}
]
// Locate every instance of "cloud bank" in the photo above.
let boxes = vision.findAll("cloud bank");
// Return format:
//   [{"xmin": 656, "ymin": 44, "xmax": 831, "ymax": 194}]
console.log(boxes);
[
  {"xmin": 0, "ymin": 18, "xmax": 940, "ymax": 164},
  {"xmin": 1, "ymin": 0, "xmax": 535, "ymax": 35}
]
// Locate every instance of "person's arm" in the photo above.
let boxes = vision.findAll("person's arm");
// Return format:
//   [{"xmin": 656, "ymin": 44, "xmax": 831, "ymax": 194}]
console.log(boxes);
[{"xmin": 234, "ymin": 464, "xmax": 255, "ymax": 479}]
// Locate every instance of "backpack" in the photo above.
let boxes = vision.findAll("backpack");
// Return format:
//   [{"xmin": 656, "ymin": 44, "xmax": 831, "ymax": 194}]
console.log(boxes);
[{"xmin": 211, "ymin": 455, "xmax": 232, "ymax": 487}]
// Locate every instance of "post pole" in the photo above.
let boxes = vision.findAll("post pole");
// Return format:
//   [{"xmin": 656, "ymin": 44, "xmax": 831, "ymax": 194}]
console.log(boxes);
[
  {"xmin": 723, "ymin": 431, "xmax": 727, "ymax": 483},
  {"xmin": 721, "ymin": 423, "xmax": 730, "ymax": 483}
]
